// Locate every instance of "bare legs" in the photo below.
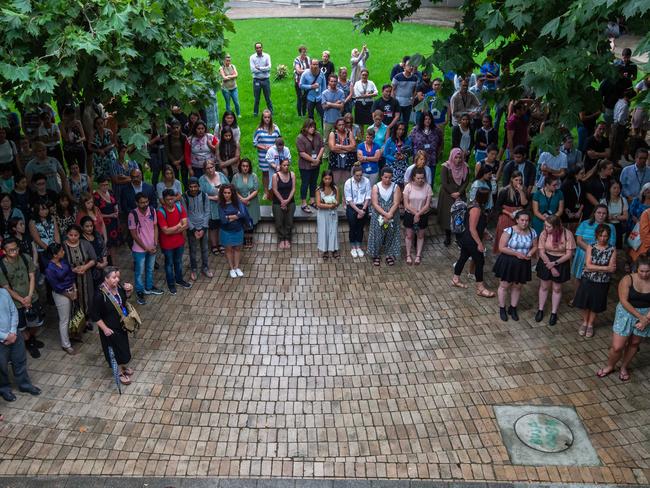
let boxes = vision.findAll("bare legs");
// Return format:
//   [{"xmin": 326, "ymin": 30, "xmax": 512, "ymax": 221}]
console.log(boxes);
[{"xmin": 598, "ymin": 333, "xmax": 643, "ymax": 380}]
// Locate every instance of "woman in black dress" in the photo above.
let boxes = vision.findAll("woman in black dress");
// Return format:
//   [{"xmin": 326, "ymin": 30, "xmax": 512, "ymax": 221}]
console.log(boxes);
[{"xmin": 90, "ymin": 266, "xmax": 135, "ymax": 385}]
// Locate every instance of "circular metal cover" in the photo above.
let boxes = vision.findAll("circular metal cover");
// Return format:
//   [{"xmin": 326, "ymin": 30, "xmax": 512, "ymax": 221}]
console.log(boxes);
[{"xmin": 514, "ymin": 413, "xmax": 574, "ymax": 453}]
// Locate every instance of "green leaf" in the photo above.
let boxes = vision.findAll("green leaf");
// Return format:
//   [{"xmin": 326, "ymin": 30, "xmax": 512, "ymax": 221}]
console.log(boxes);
[
  {"xmin": 104, "ymin": 78, "xmax": 126, "ymax": 95},
  {"xmin": 540, "ymin": 16, "xmax": 561, "ymax": 38}
]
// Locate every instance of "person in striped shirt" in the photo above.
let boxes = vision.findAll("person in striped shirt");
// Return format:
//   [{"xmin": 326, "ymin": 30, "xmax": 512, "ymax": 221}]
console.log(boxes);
[{"xmin": 253, "ymin": 110, "xmax": 281, "ymax": 199}]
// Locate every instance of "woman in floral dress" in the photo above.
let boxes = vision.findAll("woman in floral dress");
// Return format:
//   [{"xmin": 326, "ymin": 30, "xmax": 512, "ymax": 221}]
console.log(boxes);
[
  {"xmin": 90, "ymin": 116, "xmax": 117, "ymax": 181},
  {"xmin": 367, "ymin": 166, "xmax": 402, "ymax": 266}
]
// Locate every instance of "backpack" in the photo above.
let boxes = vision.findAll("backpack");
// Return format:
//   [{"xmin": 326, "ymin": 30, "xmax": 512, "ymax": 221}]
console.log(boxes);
[
  {"xmin": 127, "ymin": 206, "xmax": 155, "ymax": 246},
  {"xmin": 450, "ymin": 199, "xmax": 469, "ymax": 234},
  {"xmin": 158, "ymin": 201, "xmax": 183, "ymax": 220},
  {"xmin": 182, "ymin": 191, "xmax": 207, "ymax": 213}
]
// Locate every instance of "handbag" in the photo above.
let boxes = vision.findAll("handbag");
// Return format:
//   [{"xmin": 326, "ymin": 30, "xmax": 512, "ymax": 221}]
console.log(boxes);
[
  {"xmin": 627, "ymin": 221, "xmax": 642, "ymax": 250},
  {"xmin": 101, "ymin": 286, "xmax": 142, "ymax": 334},
  {"xmin": 68, "ymin": 300, "xmax": 87, "ymax": 335}
]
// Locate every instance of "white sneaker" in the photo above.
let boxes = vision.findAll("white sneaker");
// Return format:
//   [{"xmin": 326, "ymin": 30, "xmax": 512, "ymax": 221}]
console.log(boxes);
[
  {"xmin": 235, "ymin": 268, "xmax": 244, "ymax": 277},
  {"xmin": 351, "ymin": 248, "xmax": 359, "ymax": 258},
  {"xmin": 356, "ymin": 248, "xmax": 365, "ymax": 258},
  {"xmin": 229, "ymin": 269, "xmax": 237, "ymax": 278}
]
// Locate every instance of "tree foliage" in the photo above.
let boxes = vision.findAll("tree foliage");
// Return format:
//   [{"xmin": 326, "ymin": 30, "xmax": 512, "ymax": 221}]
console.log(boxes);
[
  {"xmin": 355, "ymin": 0, "xmax": 650, "ymax": 149},
  {"xmin": 0, "ymin": 0, "xmax": 233, "ymax": 148}
]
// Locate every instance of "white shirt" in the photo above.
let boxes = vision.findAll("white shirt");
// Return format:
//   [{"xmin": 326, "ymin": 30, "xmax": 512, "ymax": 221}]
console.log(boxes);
[
  {"xmin": 0, "ymin": 140, "xmax": 17, "ymax": 165},
  {"xmin": 249, "ymin": 52, "xmax": 271, "ymax": 79},
  {"xmin": 613, "ymin": 98, "xmax": 629, "ymax": 125},
  {"xmin": 344, "ymin": 176, "xmax": 371, "ymax": 205},
  {"xmin": 403, "ymin": 164, "xmax": 432, "ymax": 185},
  {"xmin": 352, "ymin": 79, "xmax": 377, "ymax": 98}
]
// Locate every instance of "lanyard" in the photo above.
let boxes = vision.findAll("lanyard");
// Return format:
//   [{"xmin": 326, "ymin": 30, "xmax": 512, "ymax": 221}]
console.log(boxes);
[
  {"xmin": 573, "ymin": 183, "xmax": 581, "ymax": 202},
  {"xmin": 636, "ymin": 167, "xmax": 646, "ymax": 187}
]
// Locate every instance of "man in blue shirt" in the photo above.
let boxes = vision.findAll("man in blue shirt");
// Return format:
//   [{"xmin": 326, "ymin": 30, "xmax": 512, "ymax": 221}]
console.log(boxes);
[
  {"xmin": 299, "ymin": 59, "xmax": 326, "ymax": 125},
  {"xmin": 0, "ymin": 288, "xmax": 41, "ymax": 402},
  {"xmin": 620, "ymin": 148, "xmax": 650, "ymax": 202},
  {"xmin": 425, "ymin": 78, "xmax": 449, "ymax": 128},
  {"xmin": 321, "ymin": 74, "xmax": 345, "ymax": 159},
  {"xmin": 480, "ymin": 52, "xmax": 500, "ymax": 91}
]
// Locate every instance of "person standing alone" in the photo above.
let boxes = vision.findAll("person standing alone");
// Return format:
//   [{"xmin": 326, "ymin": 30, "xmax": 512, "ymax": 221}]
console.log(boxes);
[{"xmin": 249, "ymin": 42, "xmax": 273, "ymax": 117}]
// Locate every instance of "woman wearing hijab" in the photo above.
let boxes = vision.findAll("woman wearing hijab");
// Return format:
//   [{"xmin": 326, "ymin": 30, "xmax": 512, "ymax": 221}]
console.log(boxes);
[{"xmin": 438, "ymin": 148, "xmax": 470, "ymax": 246}]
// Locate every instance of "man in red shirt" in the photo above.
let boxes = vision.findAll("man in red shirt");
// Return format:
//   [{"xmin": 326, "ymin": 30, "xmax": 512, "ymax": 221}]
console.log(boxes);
[
  {"xmin": 157, "ymin": 189, "xmax": 191, "ymax": 295},
  {"xmin": 506, "ymin": 101, "xmax": 529, "ymax": 158}
]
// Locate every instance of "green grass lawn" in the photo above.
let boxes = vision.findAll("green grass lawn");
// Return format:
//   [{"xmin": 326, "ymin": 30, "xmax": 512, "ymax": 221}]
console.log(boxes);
[{"xmin": 191, "ymin": 18, "xmax": 455, "ymax": 198}]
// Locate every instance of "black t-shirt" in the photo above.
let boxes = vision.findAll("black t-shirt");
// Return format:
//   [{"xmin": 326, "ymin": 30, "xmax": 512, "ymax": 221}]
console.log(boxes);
[
  {"xmin": 28, "ymin": 189, "xmax": 58, "ymax": 210},
  {"xmin": 560, "ymin": 179, "xmax": 585, "ymax": 218},
  {"xmin": 583, "ymin": 176, "xmax": 611, "ymax": 218},
  {"xmin": 584, "ymin": 136, "xmax": 610, "ymax": 172},
  {"xmin": 372, "ymin": 97, "xmax": 400, "ymax": 126},
  {"xmin": 319, "ymin": 61, "xmax": 334, "ymax": 80}
]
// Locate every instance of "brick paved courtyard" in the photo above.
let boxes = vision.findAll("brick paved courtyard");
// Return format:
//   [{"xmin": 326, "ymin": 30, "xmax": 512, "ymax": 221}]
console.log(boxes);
[{"xmin": 0, "ymin": 222, "xmax": 648, "ymax": 484}]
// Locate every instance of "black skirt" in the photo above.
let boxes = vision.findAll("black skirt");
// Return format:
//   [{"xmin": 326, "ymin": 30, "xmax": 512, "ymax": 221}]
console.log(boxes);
[
  {"xmin": 403, "ymin": 210, "xmax": 430, "ymax": 229},
  {"xmin": 536, "ymin": 254, "xmax": 571, "ymax": 283},
  {"xmin": 493, "ymin": 253, "xmax": 532, "ymax": 284},
  {"xmin": 355, "ymin": 100, "xmax": 373, "ymax": 125},
  {"xmin": 573, "ymin": 280, "xmax": 610, "ymax": 313}
]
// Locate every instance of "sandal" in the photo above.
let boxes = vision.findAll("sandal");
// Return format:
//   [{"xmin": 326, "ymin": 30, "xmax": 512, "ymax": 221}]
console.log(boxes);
[
  {"xmin": 211, "ymin": 247, "xmax": 219, "ymax": 256},
  {"xmin": 119, "ymin": 373, "xmax": 132, "ymax": 385},
  {"xmin": 373, "ymin": 257, "xmax": 380, "ymax": 267},
  {"xmin": 123, "ymin": 367, "xmax": 134, "ymax": 376},
  {"xmin": 596, "ymin": 367, "xmax": 615, "ymax": 378},
  {"xmin": 332, "ymin": 251, "xmax": 340, "ymax": 259},
  {"xmin": 309, "ymin": 202, "xmax": 318, "ymax": 209},
  {"xmin": 619, "ymin": 369, "xmax": 631, "ymax": 382},
  {"xmin": 386, "ymin": 256, "xmax": 395, "ymax": 266},
  {"xmin": 578, "ymin": 323, "xmax": 587, "ymax": 336},
  {"xmin": 218, "ymin": 246, "xmax": 225, "ymax": 255},
  {"xmin": 322, "ymin": 252, "xmax": 329, "ymax": 261},
  {"xmin": 414, "ymin": 256, "xmax": 421, "ymax": 265},
  {"xmin": 406, "ymin": 255, "xmax": 413, "ymax": 265},
  {"xmin": 585, "ymin": 325, "xmax": 594, "ymax": 338},
  {"xmin": 451, "ymin": 279, "xmax": 468, "ymax": 289},
  {"xmin": 301, "ymin": 205, "xmax": 312, "ymax": 214},
  {"xmin": 476, "ymin": 288, "xmax": 496, "ymax": 298}
]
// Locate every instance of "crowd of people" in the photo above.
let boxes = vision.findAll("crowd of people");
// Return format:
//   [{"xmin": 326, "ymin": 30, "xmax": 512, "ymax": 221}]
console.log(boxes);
[{"xmin": 0, "ymin": 41, "xmax": 648, "ymax": 399}]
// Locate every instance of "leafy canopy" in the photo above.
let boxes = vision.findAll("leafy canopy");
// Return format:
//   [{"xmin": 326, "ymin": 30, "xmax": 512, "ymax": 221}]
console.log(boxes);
[
  {"xmin": 355, "ymin": 0, "xmax": 650, "ymax": 149},
  {"xmin": 0, "ymin": 0, "xmax": 233, "ymax": 148}
]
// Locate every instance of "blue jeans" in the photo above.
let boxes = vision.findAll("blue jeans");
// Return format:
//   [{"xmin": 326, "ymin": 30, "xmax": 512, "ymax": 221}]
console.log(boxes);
[
  {"xmin": 0, "ymin": 334, "xmax": 33, "ymax": 395},
  {"xmin": 133, "ymin": 251, "xmax": 156, "ymax": 292},
  {"xmin": 221, "ymin": 87, "xmax": 241, "ymax": 116},
  {"xmin": 577, "ymin": 125, "xmax": 588, "ymax": 153},
  {"xmin": 253, "ymin": 78, "xmax": 273, "ymax": 115},
  {"xmin": 162, "ymin": 246, "xmax": 184, "ymax": 286}
]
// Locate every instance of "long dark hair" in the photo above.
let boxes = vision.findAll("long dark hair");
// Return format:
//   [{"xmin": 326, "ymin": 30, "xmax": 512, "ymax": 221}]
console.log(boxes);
[
  {"xmin": 416, "ymin": 111, "xmax": 435, "ymax": 131},
  {"xmin": 318, "ymin": 170, "xmax": 337, "ymax": 192},
  {"xmin": 221, "ymin": 110, "xmax": 238, "ymax": 129},
  {"xmin": 219, "ymin": 126, "xmax": 237, "ymax": 161},
  {"xmin": 218, "ymin": 184, "xmax": 240, "ymax": 208},
  {"xmin": 390, "ymin": 122, "xmax": 407, "ymax": 142},
  {"xmin": 474, "ymin": 187, "xmax": 491, "ymax": 208}
]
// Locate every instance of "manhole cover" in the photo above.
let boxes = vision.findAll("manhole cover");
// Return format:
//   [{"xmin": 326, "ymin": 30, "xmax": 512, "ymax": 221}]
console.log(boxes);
[{"xmin": 514, "ymin": 413, "xmax": 574, "ymax": 453}]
